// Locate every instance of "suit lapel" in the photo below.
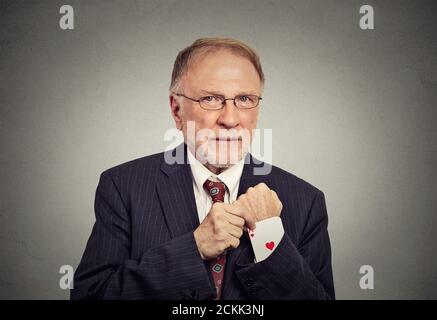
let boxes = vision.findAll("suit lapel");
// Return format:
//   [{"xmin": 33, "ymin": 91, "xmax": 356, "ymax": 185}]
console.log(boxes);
[{"xmin": 157, "ymin": 144, "xmax": 200, "ymax": 238}]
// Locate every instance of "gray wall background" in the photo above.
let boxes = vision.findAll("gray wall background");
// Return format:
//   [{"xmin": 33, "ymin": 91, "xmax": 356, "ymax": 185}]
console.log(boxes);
[{"xmin": 1, "ymin": 0, "xmax": 436, "ymax": 299}]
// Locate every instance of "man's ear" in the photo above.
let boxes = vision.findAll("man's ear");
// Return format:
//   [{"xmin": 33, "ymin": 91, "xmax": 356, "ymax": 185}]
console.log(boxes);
[{"xmin": 169, "ymin": 95, "xmax": 183, "ymax": 130}]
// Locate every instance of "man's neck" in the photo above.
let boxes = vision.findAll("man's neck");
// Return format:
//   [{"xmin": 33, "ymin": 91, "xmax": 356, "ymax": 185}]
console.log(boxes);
[{"xmin": 204, "ymin": 163, "xmax": 228, "ymax": 175}]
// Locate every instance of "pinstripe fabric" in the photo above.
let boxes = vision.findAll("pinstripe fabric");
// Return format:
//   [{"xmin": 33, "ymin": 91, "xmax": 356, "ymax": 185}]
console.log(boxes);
[{"xmin": 71, "ymin": 143, "xmax": 335, "ymax": 300}]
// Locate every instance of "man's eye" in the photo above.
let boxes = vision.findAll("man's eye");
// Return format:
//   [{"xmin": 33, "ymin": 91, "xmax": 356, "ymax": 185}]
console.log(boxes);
[
  {"xmin": 201, "ymin": 96, "xmax": 219, "ymax": 103},
  {"xmin": 238, "ymin": 95, "xmax": 252, "ymax": 103}
]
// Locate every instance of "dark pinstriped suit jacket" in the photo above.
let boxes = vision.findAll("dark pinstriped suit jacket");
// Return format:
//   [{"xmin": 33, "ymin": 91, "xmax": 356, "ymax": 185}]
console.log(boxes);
[{"xmin": 71, "ymin": 143, "xmax": 335, "ymax": 300}]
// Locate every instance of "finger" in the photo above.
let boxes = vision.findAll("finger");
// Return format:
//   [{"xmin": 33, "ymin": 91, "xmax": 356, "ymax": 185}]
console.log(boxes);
[
  {"xmin": 223, "ymin": 203, "xmax": 246, "ymax": 217},
  {"xmin": 256, "ymin": 182, "xmax": 270, "ymax": 191},
  {"xmin": 271, "ymin": 190, "xmax": 283, "ymax": 212},
  {"xmin": 225, "ymin": 223, "xmax": 244, "ymax": 239},
  {"xmin": 271, "ymin": 189, "xmax": 279, "ymax": 199},
  {"xmin": 223, "ymin": 212, "xmax": 245, "ymax": 228},
  {"xmin": 226, "ymin": 236, "xmax": 240, "ymax": 249},
  {"xmin": 236, "ymin": 193, "xmax": 247, "ymax": 202},
  {"xmin": 224, "ymin": 204, "xmax": 256, "ymax": 229}
]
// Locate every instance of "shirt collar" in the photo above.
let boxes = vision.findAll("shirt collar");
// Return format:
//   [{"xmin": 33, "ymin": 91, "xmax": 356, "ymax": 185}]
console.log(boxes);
[{"xmin": 187, "ymin": 148, "xmax": 245, "ymax": 196}]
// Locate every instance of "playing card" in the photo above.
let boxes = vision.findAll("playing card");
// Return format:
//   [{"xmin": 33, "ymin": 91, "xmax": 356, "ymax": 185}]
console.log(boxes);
[{"xmin": 247, "ymin": 217, "xmax": 284, "ymax": 262}]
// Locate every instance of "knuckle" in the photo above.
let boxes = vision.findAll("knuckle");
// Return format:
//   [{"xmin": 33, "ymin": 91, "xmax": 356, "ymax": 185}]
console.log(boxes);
[
  {"xmin": 211, "ymin": 210, "xmax": 223, "ymax": 221},
  {"xmin": 212, "ymin": 202, "xmax": 223, "ymax": 211},
  {"xmin": 213, "ymin": 224, "xmax": 221, "ymax": 234},
  {"xmin": 210, "ymin": 206, "xmax": 218, "ymax": 216},
  {"xmin": 256, "ymin": 183, "xmax": 266, "ymax": 190},
  {"xmin": 228, "ymin": 237, "xmax": 236, "ymax": 249},
  {"xmin": 234, "ymin": 238, "xmax": 240, "ymax": 248},
  {"xmin": 238, "ymin": 218, "xmax": 245, "ymax": 227},
  {"xmin": 238, "ymin": 228, "xmax": 243, "ymax": 238},
  {"xmin": 217, "ymin": 229, "xmax": 226, "ymax": 240},
  {"xmin": 223, "ymin": 239, "xmax": 230, "ymax": 250}
]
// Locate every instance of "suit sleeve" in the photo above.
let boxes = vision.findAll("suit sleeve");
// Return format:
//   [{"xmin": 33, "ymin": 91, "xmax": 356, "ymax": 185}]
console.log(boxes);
[
  {"xmin": 234, "ymin": 190, "xmax": 335, "ymax": 300},
  {"xmin": 71, "ymin": 172, "xmax": 216, "ymax": 300}
]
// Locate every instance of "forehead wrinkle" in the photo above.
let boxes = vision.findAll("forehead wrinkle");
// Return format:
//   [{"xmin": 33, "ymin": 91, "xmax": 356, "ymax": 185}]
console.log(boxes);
[
  {"xmin": 181, "ymin": 51, "xmax": 261, "ymax": 96},
  {"xmin": 199, "ymin": 89, "xmax": 260, "ymax": 97}
]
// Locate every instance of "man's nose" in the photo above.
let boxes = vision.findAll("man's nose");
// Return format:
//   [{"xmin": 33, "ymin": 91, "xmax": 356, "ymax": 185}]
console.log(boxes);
[{"xmin": 217, "ymin": 100, "xmax": 240, "ymax": 128}]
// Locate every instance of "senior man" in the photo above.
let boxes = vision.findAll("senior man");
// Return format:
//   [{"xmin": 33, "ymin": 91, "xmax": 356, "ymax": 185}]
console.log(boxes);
[{"xmin": 71, "ymin": 38, "xmax": 335, "ymax": 300}]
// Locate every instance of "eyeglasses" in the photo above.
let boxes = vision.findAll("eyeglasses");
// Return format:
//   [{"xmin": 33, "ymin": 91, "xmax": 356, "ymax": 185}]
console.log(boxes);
[{"xmin": 173, "ymin": 92, "xmax": 262, "ymax": 110}]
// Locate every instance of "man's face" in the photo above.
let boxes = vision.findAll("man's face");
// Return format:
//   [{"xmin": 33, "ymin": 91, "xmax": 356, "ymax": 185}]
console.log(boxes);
[{"xmin": 170, "ymin": 50, "xmax": 262, "ymax": 171}]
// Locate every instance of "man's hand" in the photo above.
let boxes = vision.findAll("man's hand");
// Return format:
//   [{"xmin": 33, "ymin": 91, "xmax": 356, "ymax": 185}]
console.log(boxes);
[
  {"xmin": 193, "ymin": 183, "xmax": 281, "ymax": 260},
  {"xmin": 233, "ymin": 183, "xmax": 283, "ymax": 224},
  {"xmin": 193, "ymin": 202, "xmax": 255, "ymax": 260}
]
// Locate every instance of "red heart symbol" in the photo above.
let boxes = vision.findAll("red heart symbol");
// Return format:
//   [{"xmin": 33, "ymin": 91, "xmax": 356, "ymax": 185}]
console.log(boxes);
[{"xmin": 265, "ymin": 241, "xmax": 275, "ymax": 250}]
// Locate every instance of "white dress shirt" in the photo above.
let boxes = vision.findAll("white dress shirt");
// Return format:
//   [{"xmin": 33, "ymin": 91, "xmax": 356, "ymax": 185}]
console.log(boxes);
[{"xmin": 187, "ymin": 149, "xmax": 245, "ymax": 223}]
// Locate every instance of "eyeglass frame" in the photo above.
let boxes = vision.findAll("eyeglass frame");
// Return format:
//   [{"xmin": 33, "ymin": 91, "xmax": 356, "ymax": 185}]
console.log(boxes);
[{"xmin": 172, "ymin": 92, "xmax": 262, "ymax": 110}]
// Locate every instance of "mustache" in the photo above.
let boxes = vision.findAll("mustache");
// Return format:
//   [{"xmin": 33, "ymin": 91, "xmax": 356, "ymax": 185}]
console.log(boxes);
[
  {"xmin": 213, "ymin": 136, "xmax": 243, "ymax": 141},
  {"xmin": 209, "ymin": 131, "xmax": 249, "ymax": 141},
  {"xmin": 193, "ymin": 128, "xmax": 252, "ymax": 143}
]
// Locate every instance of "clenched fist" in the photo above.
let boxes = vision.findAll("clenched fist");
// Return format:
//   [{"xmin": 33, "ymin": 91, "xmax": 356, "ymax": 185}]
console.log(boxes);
[
  {"xmin": 233, "ymin": 183, "xmax": 283, "ymax": 224},
  {"xmin": 193, "ymin": 202, "xmax": 255, "ymax": 260}
]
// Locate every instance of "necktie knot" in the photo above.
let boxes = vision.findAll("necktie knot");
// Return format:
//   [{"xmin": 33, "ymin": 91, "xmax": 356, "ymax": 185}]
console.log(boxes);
[{"xmin": 203, "ymin": 179, "xmax": 226, "ymax": 203}]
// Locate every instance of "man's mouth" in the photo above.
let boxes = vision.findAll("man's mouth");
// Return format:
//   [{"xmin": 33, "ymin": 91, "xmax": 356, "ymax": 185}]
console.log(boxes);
[{"xmin": 214, "ymin": 137, "xmax": 242, "ymax": 141}]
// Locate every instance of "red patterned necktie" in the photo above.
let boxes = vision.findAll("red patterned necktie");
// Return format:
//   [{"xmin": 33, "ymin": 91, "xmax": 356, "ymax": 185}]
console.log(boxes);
[{"xmin": 203, "ymin": 179, "xmax": 227, "ymax": 300}]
